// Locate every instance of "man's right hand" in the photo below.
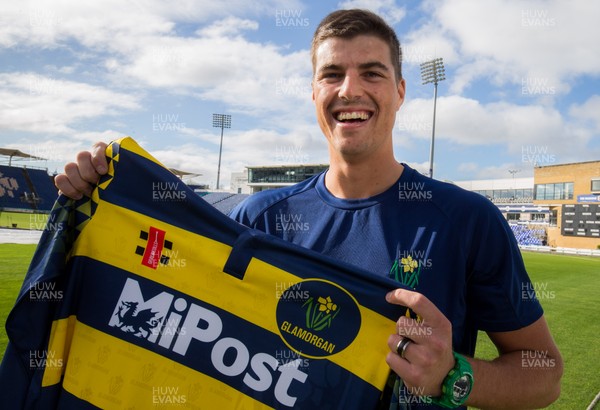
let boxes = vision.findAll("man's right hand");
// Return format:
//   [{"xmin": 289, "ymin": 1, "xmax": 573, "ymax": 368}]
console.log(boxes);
[{"xmin": 54, "ymin": 142, "xmax": 109, "ymax": 200}]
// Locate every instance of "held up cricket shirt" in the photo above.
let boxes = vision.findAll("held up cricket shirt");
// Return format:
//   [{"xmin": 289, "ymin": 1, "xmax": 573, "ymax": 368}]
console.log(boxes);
[{"xmin": 0, "ymin": 137, "xmax": 409, "ymax": 409}]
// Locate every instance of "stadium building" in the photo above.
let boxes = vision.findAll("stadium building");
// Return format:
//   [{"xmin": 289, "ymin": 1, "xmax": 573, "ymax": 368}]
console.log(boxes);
[
  {"xmin": 533, "ymin": 160, "xmax": 600, "ymax": 250},
  {"xmin": 0, "ymin": 149, "xmax": 58, "ymax": 217},
  {"xmin": 242, "ymin": 164, "xmax": 329, "ymax": 194},
  {"xmin": 428, "ymin": 176, "xmax": 549, "ymax": 248},
  {"xmin": 452, "ymin": 176, "xmax": 550, "ymax": 223}
]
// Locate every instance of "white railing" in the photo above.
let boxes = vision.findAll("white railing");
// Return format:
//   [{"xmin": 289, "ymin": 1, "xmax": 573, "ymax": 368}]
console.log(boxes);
[{"xmin": 520, "ymin": 245, "xmax": 600, "ymax": 257}]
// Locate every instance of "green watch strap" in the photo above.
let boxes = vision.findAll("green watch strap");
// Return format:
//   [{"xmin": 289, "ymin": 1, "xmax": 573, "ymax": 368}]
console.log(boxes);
[{"xmin": 430, "ymin": 352, "xmax": 473, "ymax": 408}]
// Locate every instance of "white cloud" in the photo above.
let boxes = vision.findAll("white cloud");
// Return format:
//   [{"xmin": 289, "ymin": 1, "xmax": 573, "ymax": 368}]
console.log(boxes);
[
  {"xmin": 0, "ymin": 0, "xmax": 304, "ymax": 50},
  {"xmin": 2, "ymin": 130, "xmax": 128, "ymax": 175},
  {"xmin": 79, "ymin": 13, "xmax": 315, "ymax": 121},
  {"xmin": 569, "ymin": 95, "xmax": 600, "ymax": 133},
  {"xmin": 337, "ymin": 0, "xmax": 406, "ymax": 24},
  {"xmin": 425, "ymin": 0, "xmax": 600, "ymax": 93},
  {"xmin": 149, "ymin": 127, "xmax": 329, "ymax": 189},
  {"xmin": 397, "ymin": 94, "xmax": 596, "ymax": 167},
  {"xmin": 0, "ymin": 73, "xmax": 140, "ymax": 134},
  {"xmin": 0, "ymin": 0, "xmax": 597, "ymax": 186},
  {"xmin": 401, "ymin": 21, "xmax": 459, "ymax": 68},
  {"xmin": 120, "ymin": 32, "xmax": 311, "ymax": 104},
  {"xmin": 196, "ymin": 16, "xmax": 259, "ymax": 38}
]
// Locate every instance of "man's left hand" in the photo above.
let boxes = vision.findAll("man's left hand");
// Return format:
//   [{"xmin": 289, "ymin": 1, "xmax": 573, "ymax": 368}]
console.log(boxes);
[{"xmin": 385, "ymin": 288, "xmax": 455, "ymax": 397}]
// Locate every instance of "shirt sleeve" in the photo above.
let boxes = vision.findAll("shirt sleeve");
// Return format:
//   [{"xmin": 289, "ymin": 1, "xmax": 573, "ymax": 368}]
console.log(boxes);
[
  {"xmin": 228, "ymin": 198, "xmax": 252, "ymax": 226},
  {"xmin": 465, "ymin": 199, "xmax": 544, "ymax": 332}
]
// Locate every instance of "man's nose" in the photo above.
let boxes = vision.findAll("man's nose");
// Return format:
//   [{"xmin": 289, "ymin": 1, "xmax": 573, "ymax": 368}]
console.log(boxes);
[{"xmin": 338, "ymin": 72, "xmax": 363, "ymax": 101}]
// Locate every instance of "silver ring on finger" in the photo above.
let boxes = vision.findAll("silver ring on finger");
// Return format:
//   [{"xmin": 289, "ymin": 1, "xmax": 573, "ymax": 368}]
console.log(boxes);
[{"xmin": 395, "ymin": 337, "xmax": 412, "ymax": 359}]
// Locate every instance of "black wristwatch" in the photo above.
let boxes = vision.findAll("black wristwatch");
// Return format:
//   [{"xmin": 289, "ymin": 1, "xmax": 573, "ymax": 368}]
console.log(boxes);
[{"xmin": 430, "ymin": 352, "xmax": 474, "ymax": 408}]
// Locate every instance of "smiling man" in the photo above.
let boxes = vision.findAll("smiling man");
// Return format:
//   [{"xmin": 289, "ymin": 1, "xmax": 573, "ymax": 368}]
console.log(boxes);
[
  {"xmin": 229, "ymin": 10, "xmax": 563, "ymax": 410},
  {"xmin": 313, "ymin": 32, "xmax": 405, "ymax": 200},
  {"xmin": 55, "ymin": 9, "xmax": 562, "ymax": 410}
]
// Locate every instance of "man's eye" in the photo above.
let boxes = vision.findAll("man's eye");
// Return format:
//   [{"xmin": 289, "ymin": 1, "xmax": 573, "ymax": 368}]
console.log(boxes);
[{"xmin": 365, "ymin": 71, "xmax": 382, "ymax": 78}]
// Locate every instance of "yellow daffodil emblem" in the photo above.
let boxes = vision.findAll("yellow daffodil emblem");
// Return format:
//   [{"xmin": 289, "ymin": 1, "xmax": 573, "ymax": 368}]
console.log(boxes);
[
  {"xmin": 390, "ymin": 254, "xmax": 421, "ymax": 289},
  {"xmin": 303, "ymin": 295, "xmax": 340, "ymax": 331},
  {"xmin": 317, "ymin": 296, "xmax": 337, "ymax": 314},
  {"xmin": 401, "ymin": 255, "xmax": 419, "ymax": 273}
]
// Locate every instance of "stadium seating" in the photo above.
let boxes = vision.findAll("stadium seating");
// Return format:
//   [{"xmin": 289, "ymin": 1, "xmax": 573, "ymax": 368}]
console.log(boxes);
[
  {"xmin": 22, "ymin": 168, "xmax": 58, "ymax": 211},
  {"xmin": 509, "ymin": 223, "xmax": 546, "ymax": 246},
  {"xmin": 198, "ymin": 192, "xmax": 249, "ymax": 215},
  {"xmin": 0, "ymin": 165, "xmax": 26, "ymax": 211},
  {"xmin": 0, "ymin": 165, "xmax": 57, "ymax": 212}
]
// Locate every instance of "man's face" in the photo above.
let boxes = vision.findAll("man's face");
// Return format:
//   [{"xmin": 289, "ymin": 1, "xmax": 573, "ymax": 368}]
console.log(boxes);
[{"xmin": 312, "ymin": 35, "xmax": 405, "ymax": 161}]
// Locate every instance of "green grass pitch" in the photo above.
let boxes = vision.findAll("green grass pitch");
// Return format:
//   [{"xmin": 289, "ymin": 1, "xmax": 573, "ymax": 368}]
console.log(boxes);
[
  {"xmin": 0, "ymin": 244, "xmax": 598, "ymax": 409},
  {"xmin": 0, "ymin": 212, "xmax": 48, "ymax": 230}
]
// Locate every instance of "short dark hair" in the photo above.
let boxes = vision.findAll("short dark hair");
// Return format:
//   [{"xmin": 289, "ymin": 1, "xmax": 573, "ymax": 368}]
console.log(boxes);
[{"xmin": 311, "ymin": 9, "xmax": 403, "ymax": 82}]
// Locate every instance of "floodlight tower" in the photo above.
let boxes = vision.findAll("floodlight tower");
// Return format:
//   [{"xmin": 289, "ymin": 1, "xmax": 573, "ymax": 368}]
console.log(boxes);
[
  {"xmin": 212, "ymin": 113, "xmax": 231, "ymax": 190},
  {"xmin": 509, "ymin": 169, "xmax": 521, "ymax": 201},
  {"xmin": 420, "ymin": 58, "xmax": 446, "ymax": 178}
]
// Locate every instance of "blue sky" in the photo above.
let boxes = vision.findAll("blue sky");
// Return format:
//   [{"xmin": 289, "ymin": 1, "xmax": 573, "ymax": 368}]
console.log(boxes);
[{"xmin": 1, "ymin": 0, "xmax": 598, "ymax": 189}]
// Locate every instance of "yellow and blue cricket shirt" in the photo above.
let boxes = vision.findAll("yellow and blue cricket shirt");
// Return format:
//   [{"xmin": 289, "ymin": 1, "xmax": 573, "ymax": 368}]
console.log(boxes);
[{"xmin": 0, "ymin": 137, "xmax": 408, "ymax": 409}]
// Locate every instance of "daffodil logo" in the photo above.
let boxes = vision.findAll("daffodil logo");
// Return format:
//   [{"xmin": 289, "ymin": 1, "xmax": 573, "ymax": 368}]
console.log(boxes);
[
  {"xmin": 390, "ymin": 254, "xmax": 420, "ymax": 289},
  {"xmin": 401, "ymin": 255, "xmax": 418, "ymax": 273},
  {"xmin": 389, "ymin": 253, "xmax": 427, "ymax": 322},
  {"xmin": 302, "ymin": 296, "xmax": 339, "ymax": 331},
  {"xmin": 276, "ymin": 279, "xmax": 361, "ymax": 358}
]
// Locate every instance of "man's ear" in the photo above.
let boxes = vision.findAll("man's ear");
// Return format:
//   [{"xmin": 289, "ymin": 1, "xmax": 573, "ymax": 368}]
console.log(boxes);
[{"xmin": 396, "ymin": 78, "xmax": 406, "ymax": 111}]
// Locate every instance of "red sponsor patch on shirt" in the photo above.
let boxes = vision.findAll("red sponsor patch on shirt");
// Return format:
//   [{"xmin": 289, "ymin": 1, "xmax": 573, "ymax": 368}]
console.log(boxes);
[{"xmin": 141, "ymin": 226, "xmax": 166, "ymax": 269}]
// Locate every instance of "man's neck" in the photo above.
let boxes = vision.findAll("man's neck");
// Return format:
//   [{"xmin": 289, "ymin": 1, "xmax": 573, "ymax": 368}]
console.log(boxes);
[{"xmin": 325, "ymin": 155, "xmax": 404, "ymax": 199}]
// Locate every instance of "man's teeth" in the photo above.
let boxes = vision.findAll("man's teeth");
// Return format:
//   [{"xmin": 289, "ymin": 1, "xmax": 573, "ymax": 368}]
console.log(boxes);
[{"xmin": 336, "ymin": 112, "xmax": 370, "ymax": 121}]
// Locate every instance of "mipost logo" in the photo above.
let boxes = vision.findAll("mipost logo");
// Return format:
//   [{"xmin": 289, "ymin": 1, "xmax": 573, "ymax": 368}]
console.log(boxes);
[{"xmin": 108, "ymin": 278, "xmax": 309, "ymax": 407}]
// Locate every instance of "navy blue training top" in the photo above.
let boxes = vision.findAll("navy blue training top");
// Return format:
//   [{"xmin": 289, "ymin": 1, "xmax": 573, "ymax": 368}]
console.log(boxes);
[{"xmin": 230, "ymin": 164, "xmax": 543, "ymax": 356}]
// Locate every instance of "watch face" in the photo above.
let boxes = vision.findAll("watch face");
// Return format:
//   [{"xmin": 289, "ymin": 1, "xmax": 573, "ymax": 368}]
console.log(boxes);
[{"xmin": 453, "ymin": 375, "xmax": 472, "ymax": 400}]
